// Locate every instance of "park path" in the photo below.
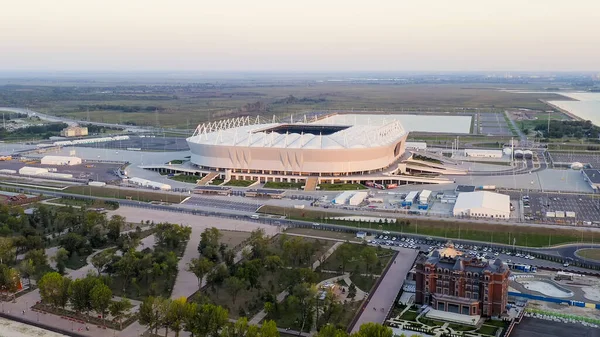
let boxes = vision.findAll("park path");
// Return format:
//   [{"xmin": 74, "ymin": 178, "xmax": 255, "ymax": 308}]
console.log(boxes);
[{"xmin": 248, "ymin": 241, "xmax": 342, "ymax": 325}]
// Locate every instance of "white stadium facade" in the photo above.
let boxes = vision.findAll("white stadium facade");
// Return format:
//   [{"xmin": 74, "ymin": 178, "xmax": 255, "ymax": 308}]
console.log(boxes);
[
  {"xmin": 187, "ymin": 116, "xmax": 407, "ymax": 176},
  {"xmin": 164, "ymin": 114, "xmax": 458, "ymax": 186}
]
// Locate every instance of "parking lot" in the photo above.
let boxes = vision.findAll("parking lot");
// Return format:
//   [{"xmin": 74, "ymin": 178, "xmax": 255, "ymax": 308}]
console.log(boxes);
[
  {"xmin": 183, "ymin": 196, "xmax": 262, "ymax": 213},
  {"xmin": 477, "ymin": 112, "xmax": 513, "ymax": 136},
  {"xmin": 549, "ymin": 152, "xmax": 600, "ymax": 168},
  {"xmin": 511, "ymin": 317, "xmax": 600, "ymax": 337},
  {"xmin": 0, "ymin": 159, "xmax": 121, "ymax": 182},
  {"xmin": 506, "ymin": 191, "xmax": 600, "ymax": 224}
]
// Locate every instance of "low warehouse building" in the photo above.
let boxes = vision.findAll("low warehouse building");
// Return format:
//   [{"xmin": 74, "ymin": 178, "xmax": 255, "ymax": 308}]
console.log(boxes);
[
  {"xmin": 19, "ymin": 166, "xmax": 49, "ymax": 176},
  {"xmin": 41, "ymin": 155, "xmax": 82, "ymax": 166},
  {"xmin": 453, "ymin": 191, "xmax": 510, "ymax": 219},
  {"xmin": 128, "ymin": 177, "xmax": 172, "ymax": 191}
]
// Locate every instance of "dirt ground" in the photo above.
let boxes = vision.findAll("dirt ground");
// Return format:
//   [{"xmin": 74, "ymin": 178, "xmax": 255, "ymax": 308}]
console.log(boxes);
[
  {"xmin": 105, "ymin": 206, "xmax": 280, "ymax": 236},
  {"xmin": 284, "ymin": 227, "xmax": 363, "ymax": 242},
  {"xmin": 220, "ymin": 230, "xmax": 252, "ymax": 249}
]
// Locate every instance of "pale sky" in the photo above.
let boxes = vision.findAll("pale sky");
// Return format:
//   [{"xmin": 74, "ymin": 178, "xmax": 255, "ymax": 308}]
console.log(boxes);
[{"xmin": 1, "ymin": 0, "xmax": 599, "ymax": 72}]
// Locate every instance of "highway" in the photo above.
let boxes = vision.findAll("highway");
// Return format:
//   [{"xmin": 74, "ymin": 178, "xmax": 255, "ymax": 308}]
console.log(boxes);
[{"xmin": 4, "ymin": 182, "xmax": 600, "ymax": 272}]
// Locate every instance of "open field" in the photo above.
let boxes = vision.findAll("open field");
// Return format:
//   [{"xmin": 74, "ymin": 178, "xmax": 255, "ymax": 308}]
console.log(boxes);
[
  {"xmin": 575, "ymin": 248, "xmax": 600, "ymax": 262},
  {"xmin": 8, "ymin": 83, "xmax": 569, "ymax": 128},
  {"xmin": 258, "ymin": 205, "xmax": 600, "ymax": 247},
  {"xmin": 219, "ymin": 230, "xmax": 252, "ymax": 249}
]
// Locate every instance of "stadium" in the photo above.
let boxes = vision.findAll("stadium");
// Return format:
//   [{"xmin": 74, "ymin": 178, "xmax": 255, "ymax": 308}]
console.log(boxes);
[{"xmin": 181, "ymin": 115, "xmax": 458, "ymax": 187}]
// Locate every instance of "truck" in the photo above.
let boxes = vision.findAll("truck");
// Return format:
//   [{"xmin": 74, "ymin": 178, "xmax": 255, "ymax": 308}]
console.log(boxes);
[
  {"xmin": 386, "ymin": 183, "xmax": 398, "ymax": 189},
  {"xmin": 418, "ymin": 204, "xmax": 429, "ymax": 210}
]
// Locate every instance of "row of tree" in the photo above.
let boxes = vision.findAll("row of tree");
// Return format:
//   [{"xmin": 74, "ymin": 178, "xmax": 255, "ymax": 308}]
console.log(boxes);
[{"xmin": 38, "ymin": 272, "xmax": 132, "ymax": 328}]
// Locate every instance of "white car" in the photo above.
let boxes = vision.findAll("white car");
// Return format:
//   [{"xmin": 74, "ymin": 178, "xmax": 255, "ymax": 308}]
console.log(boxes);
[{"xmin": 494, "ymin": 252, "xmax": 499, "ymax": 256}]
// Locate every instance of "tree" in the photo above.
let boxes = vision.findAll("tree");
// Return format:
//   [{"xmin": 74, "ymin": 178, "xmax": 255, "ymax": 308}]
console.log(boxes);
[
  {"xmin": 155, "ymin": 223, "xmax": 191, "ymax": 251},
  {"xmin": 38, "ymin": 272, "xmax": 68, "ymax": 308},
  {"xmin": 361, "ymin": 247, "xmax": 378, "ymax": 277},
  {"xmin": 351, "ymin": 323, "xmax": 393, "ymax": 337},
  {"xmin": 167, "ymin": 297, "xmax": 194, "ymax": 337},
  {"xmin": 0, "ymin": 237, "xmax": 14, "ymax": 265},
  {"xmin": 260, "ymin": 320, "xmax": 280, "ymax": 337},
  {"xmin": 264, "ymin": 255, "xmax": 283, "ymax": 274},
  {"xmin": 69, "ymin": 275, "xmax": 101, "ymax": 315},
  {"xmin": 186, "ymin": 303, "xmax": 229, "ymax": 337},
  {"xmin": 337, "ymin": 244, "xmax": 353, "ymax": 273},
  {"xmin": 107, "ymin": 215, "xmax": 125, "ymax": 243},
  {"xmin": 317, "ymin": 324, "xmax": 349, "ymax": 337},
  {"xmin": 224, "ymin": 276, "xmax": 246, "ymax": 305},
  {"xmin": 60, "ymin": 232, "xmax": 88, "ymax": 257},
  {"xmin": 0, "ymin": 266, "xmax": 21, "ymax": 298},
  {"xmin": 109, "ymin": 298, "xmax": 133, "ymax": 329},
  {"xmin": 90, "ymin": 283, "xmax": 112, "ymax": 326},
  {"xmin": 221, "ymin": 316, "xmax": 254, "ymax": 337},
  {"xmin": 54, "ymin": 248, "xmax": 69, "ymax": 274},
  {"xmin": 115, "ymin": 250, "xmax": 138, "ymax": 291},
  {"xmin": 91, "ymin": 249, "xmax": 114, "ymax": 276},
  {"xmin": 199, "ymin": 227, "xmax": 222, "ymax": 262},
  {"xmin": 139, "ymin": 296, "xmax": 169, "ymax": 336},
  {"xmin": 187, "ymin": 257, "xmax": 214, "ymax": 288},
  {"xmin": 18, "ymin": 259, "xmax": 35, "ymax": 286}
]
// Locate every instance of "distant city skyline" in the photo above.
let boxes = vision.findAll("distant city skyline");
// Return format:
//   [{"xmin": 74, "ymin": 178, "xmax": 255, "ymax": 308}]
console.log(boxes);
[{"xmin": 1, "ymin": 0, "xmax": 599, "ymax": 72}]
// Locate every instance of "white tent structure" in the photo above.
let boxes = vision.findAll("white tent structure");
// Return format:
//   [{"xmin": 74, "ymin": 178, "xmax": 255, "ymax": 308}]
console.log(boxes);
[
  {"xmin": 452, "ymin": 191, "xmax": 510, "ymax": 219},
  {"xmin": 41, "ymin": 155, "xmax": 82, "ymax": 166}
]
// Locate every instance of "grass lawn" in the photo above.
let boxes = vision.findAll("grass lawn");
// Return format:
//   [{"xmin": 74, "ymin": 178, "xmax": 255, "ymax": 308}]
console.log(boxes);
[
  {"xmin": 65, "ymin": 253, "xmax": 89, "ymax": 270},
  {"xmin": 477, "ymin": 325, "xmax": 498, "ymax": 336},
  {"xmin": 64, "ymin": 185, "xmax": 188, "ymax": 203},
  {"xmin": 318, "ymin": 183, "xmax": 367, "ymax": 191},
  {"xmin": 55, "ymin": 197, "xmax": 119, "ymax": 210},
  {"xmin": 576, "ymin": 248, "xmax": 600, "ymax": 262},
  {"xmin": 284, "ymin": 228, "xmax": 363, "ymax": 242},
  {"xmin": 400, "ymin": 310, "xmax": 418, "ymax": 321},
  {"xmin": 349, "ymin": 274, "xmax": 377, "ymax": 293},
  {"xmin": 166, "ymin": 159, "xmax": 184, "ymax": 164},
  {"xmin": 258, "ymin": 205, "xmax": 600, "ymax": 248},
  {"xmin": 263, "ymin": 181, "xmax": 304, "ymax": 190},
  {"xmin": 224, "ymin": 180, "xmax": 256, "ymax": 187},
  {"xmin": 219, "ymin": 230, "xmax": 252, "ymax": 250},
  {"xmin": 317, "ymin": 243, "xmax": 393, "ymax": 275},
  {"xmin": 209, "ymin": 179, "xmax": 224, "ymax": 185},
  {"xmin": 169, "ymin": 174, "xmax": 200, "ymax": 184}
]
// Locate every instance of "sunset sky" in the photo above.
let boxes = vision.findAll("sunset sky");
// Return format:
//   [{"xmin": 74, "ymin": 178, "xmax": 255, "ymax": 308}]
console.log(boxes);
[{"xmin": 1, "ymin": 0, "xmax": 599, "ymax": 72}]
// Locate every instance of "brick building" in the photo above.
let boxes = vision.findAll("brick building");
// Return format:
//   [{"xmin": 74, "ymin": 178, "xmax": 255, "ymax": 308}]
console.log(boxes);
[
  {"xmin": 415, "ymin": 245, "xmax": 510, "ymax": 317},
  {"xmin": 60, "ymin": 126, "xmax": 88, "ymax": 137}
]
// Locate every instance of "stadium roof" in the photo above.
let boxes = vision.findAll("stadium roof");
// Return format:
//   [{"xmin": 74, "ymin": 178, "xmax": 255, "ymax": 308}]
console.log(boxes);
[
  {"xmin": 188, "ymin": 118, "xmax": 406, "ymax": 150},
  {"xmin": 454, "ymin": 191, "xmax": 510, "ymax": 214}
]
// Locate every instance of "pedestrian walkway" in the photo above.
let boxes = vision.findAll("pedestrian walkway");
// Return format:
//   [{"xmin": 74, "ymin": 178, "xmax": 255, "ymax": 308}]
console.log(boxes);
[{"xmin": 248, "ymin": 242, "xmax": 342, "ymax": 325}]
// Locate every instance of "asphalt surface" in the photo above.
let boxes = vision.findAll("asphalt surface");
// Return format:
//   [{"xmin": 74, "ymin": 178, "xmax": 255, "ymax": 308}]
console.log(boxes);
[
  {"xmin": 351, "ymin": 249, "xmax": 419, "ymax": 333},
  {"xmin": 77, "ymin": 136, "xmax": 189, "ymax": 151},
  {"xmin": 183, "ymin": 195, "xmax": 262, "ymax": 212},
  {"xmin": 511, "ymin": 317, "xmax": 600, "ymax": 337}
]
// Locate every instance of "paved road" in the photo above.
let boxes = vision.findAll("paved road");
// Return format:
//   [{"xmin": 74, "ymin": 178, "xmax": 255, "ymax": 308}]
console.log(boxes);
[{"xmin": 350, "ymin": 248, "xmax": 418, "ymax": 333}]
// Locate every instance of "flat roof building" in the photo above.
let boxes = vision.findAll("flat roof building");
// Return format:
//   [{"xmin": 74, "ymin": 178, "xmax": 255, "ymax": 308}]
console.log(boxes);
[
  {"xmin": 60, "ymin": 126, "xmax": 88, "ymax": 137},
  {"xmin": 453, "ymin": 191, "xmax": 510, "ymax": 219},
  {"xmin": 463, "ymin": 149, "xmax": 503, "ymax": 158},
  {"xmin": 41, "ymin": 155, "xmax": 82, "ymax": 166}
]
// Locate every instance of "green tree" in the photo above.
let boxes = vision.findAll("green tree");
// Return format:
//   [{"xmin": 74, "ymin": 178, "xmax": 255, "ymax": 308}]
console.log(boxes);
[
  {"xmin": 90, "ymin": 283, "xmax": 112, "ymax": 326},
  {"xmin": 260, "ymin": 320, "xmax": 280, "ymax": 337},
  {"xmin": 187, "ymin": 257, "xmax": 214, "ymax": 288},
  {"xmin": 115, "ymin": 250, "xmax": 138, "ymax": 292},
  {"xmin": 316, "ymin": 324, "xmax": 349, "ymax": 337},
  {"xmin": 199, "ymin": 227, "xmax": 222, "ymax": 262},
  {"xmin": 139, "ymin": 296, "xmax": 169, "ymax": 336},
  {"xmin": 186, "ymin": 303, "xmax": 229, "ymax": 337},
  {"xmin": 361, "ymin": 247, "xmax": 378, "ymax": 277},
  {"xmin": 337, "ymin": 244, "xmax": 353, "ymax": 273},
  {"xmin": 69, "ymin": 275, "xmax": 101, "ymax": 315},
  {"xmin": 38, "ymin": 272, "xmax": 68, "ymax": 308},
  {"xmin": 107, "ymin": 215, "xmax": 125, "ymax": 243},
  {"xmin": 264, "ymin": 255, "xmax": 283, "ymax": 274},
  {"xmin": 18, "ymin": 258, "xmax": 35, "ymax": 286},
  {"xmin": 224, "ymin": 276, "xmax": 246, "ymax": 305},
  {"xmin": 155, "ymin": 223, "xmax": 191, "ymax": 251},
  {"xmin": 351, "ymin": 323, "xmax": 393, "ymax": 337},
  {"xmin": 167, "ymin": 297, "xmax": 193, "ymax": 337},
  {"xmin": 54, "ymin": 248, "xmax": 69, "ymax": 274},
  {"xmin": 0, "ymin": 237, "xmax": 15, "ymax": 265},
  {"xmin": 0, "ymin": 266, "xmax": 21, "ymax": 298},
  {"xmin": 109, "ymin": 298, "xmax": 133, "ymax": 329}
]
